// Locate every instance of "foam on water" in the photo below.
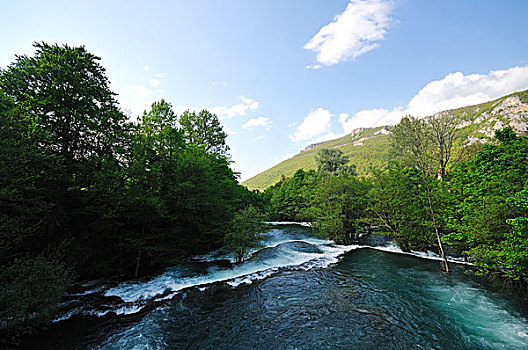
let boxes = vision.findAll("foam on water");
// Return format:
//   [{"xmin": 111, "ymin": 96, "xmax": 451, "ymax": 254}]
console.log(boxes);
[
  {"xmin": 41, "ymin": 226, "xmax": 528, "ymax": 349},
  {"xmin": 358, "ymin": 242, "xmax": 473, "ymax": 265},
  {"xmin": 104, "ymin": 228, "xmax": 350, "ymax": 303},
  {"xmin": 265, "ymin": 221, "xmax": 312, "ymax": 227},
  {"xmin": 95, "ymin": 244, "xmax": 528, "ymax": 350}
]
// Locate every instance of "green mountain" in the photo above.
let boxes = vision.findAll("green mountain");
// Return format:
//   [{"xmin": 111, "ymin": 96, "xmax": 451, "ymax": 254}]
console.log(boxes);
[{"xmin": 242, "ymin": 90, "xmax": 528, "ymax": 190}]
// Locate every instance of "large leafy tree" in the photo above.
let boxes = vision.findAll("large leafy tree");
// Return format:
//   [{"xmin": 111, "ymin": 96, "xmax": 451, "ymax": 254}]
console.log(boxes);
[
  {"xmin": 224, "ymin": 206, "xmax": 266, "ymax": 263},
  {"xmin": 0, "ymin": 42, "xmax": 128, "ymax": 338},
  {"xmin": 315, "ymin": 148, "xmax": 356, "ymax": 176},
  {"xmin": 392, "ymin": 116, "xmax": 450, "ymax": 272},
  {"xmin": 368, "ymin": 165, "xmax": 434, "ymax": 252},
  {"xmin": 310, "ymin": 174, "xmax": 369, "ymax": 244},
  {"xmin": 179, "ymin": 109, "xmax": 230, "ymax": 159},
  {"xmin": 0, "ymin": 42, "xmax": 128, "ymax": 264},
  {"xmin": 0, "ymin": 43, "xmax": 129, "ymax": 275},
  {"xmin": 445, "ymin": 127, "xmax": 528, "ymax": 281},
  {"xmin": 0, "ymin": 42, "xmax": 127, "ymax": 184}
]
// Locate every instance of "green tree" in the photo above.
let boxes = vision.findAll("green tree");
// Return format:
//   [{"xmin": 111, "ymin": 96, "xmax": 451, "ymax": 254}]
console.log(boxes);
[
  {"xmin": 179, "ymin": 109, "xmax": 230, "ymax": 159},
  {"xmin": 392, "ymin": 116, "xmax": 450, "ymax": 272},
  {"xmin": 224, "ymin": 206, "xmax": 266, "ymax": 263},
  {"xmin": 445, "ymin": 127, "xmax": 528, "ymax": 280},
  {"xmin": 0, "ymin": 42, "xmax": 263, "ymax": 341},
  {"xmin": 119, "ymin": 100, "xmax": 241, "ymax": 274},
  {"xmin": 315, "ymin": 148, "xmax": 356, "ymax": 176},
  {"xmin": 0, "ymin": 256, "xmax": 73, "ymax": 342},
  {"xmin": 267, "ymin": 169, "xmax": 321, "ymax": 222},
  {"xmin": 0, "ymin": 42, "xmax": 129, "ymax": 277},
  {"xmin": 310, "ymin": 174, "xmax": 369, "ymax": 244},
  {"xmin": 0, "ymin": 42, "xmax": 127, "ymax": 186},
  {"xmin": 368, "ymin": 165, "xmax": 433, "ymax": 252}
]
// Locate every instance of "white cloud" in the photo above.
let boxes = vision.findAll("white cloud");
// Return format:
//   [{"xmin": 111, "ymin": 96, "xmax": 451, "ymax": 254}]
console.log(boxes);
[
  {"xmin": 224, "ymin": 127, "xmax": 237, "ymax": 136},
  {"xmin": 120, "ymin": 84, "xmax": 164, "ymax": 119},
  {"xmin": 340, "ymin": 108, "xmax": 402, "ymax": 133},
  {"xmin": 291, "ymin": 108, "xmax": 334, "ymax": 142},
  {"xmin": 304, "ymin": 0, "xmax": 394, "ymax": 67},
  {"xmin": 314, "ymin": 132, "xmax": 345, "ymax": 143},
  {"xmin": 211, "ymin": 95, "xmax": 259, "ymax": 119},
  {"xmin": 212, "ymin": 80, "xmax": 229, "ymax": 87},
  {"xmin": 174, "ymin": 95, "xmax": 259, "ymax": 120},
  {"xmin": 144, "ymin": 65, "xmax": 150, "ymax": 71},
  {"xmin": 406, "ymin": 67, "xmax": 528, "ymax": 116},
  {"xmin": 156, "ymin": 72, "xmax": 166, "ymax": 78},
  {"xmin": 255, "ymin": 135, "xmax": 265, "ymax": 140},
  {"xmin": 242, "ymin": 116, "xmax": 273, "ymax": 130},
  {"xmin": 339, "ymin": 65, "xmax": 528, "ymax": 133},
  {"xmin": 150, "ymin": 78, "xmax": 160, "ymax": 87}
]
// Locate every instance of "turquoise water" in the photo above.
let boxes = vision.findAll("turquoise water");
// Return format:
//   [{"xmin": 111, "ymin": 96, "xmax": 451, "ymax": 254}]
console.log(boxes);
[{"xmin": 22, "ymin": 225, "xmax": 528, "ymax": 349}]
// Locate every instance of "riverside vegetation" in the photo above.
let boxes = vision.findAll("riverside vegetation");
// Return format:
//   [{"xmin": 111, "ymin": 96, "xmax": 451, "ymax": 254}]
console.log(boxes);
[
  {"xmin": 0, "ymin": 43, "xmax": 263, "ymax": 343},
  {"xmin": 263, "ymin": 121, "xmax": 528, "ymax": 282},
  {"xmin": 1, "ymin": 43, "xmax": 527, "ymax": 345}
]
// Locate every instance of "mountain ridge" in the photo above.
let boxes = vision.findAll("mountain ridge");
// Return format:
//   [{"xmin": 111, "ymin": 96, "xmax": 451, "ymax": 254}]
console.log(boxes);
[{"xmin": 242, "ymin": 90, "xmax": 528, "ymax": 190}]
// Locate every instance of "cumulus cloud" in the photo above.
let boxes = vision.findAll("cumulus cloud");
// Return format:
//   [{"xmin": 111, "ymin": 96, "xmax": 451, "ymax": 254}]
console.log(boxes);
[
  {"xmin": 406, "ymin": 67, "xmax": 528, "ymax": 116},
  {"xmin": 144, "ymin": 65, "xmax": 150, "ymax": 71},
  {"xmin": 242, "ymin": 116, "xmax": 273, "ymax": 130},
  {"xmin": 339, "ymin": 65, "xmax": 528, "ymax": 133},
  {"xmin": 150, "ymin": 78, "xmax": 160, "ymax": 88},
  {"xmin": 211, "ymin": 95, "xmax": 259, "ymax": 119},
  {"xmin": 291, "ymin": 108, "xmax": 334, "ymax": 142},
  {"xmin": 304, "ymin": 0, "xmax": 394, "ymax": 67}
]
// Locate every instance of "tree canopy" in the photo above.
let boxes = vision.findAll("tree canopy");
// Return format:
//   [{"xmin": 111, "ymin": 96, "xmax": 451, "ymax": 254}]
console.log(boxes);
[{"xmin": 0, "ymin": 43, "xmax": 259, "ymax": 341}]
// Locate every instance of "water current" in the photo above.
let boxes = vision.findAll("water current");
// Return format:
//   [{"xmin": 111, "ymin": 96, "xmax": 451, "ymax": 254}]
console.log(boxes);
[{"xmin": 22, "ymin": 224, "xmax": 528, "ymax": 349}]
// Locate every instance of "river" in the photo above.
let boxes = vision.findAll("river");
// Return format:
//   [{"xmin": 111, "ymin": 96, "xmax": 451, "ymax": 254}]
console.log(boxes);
[{"xmin": 22, "ymin": 224, "xmax": 528, "ymax": 349}]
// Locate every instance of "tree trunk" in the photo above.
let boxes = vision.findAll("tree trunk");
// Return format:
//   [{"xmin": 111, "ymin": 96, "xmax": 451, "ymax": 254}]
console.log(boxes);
[
  {"xmin": 135, "ymin": 249, "xmax": 142, "ymax": 278},
  {"xmin": 398, "ymin": 240, "xmax": 412, "ymax": 253},
  {"xmin": 422, "ymin": 171, "xmax": 450, "ymax": 273}
]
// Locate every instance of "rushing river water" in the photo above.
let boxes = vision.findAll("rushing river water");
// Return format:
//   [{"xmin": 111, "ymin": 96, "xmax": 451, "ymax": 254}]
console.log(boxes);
[{"xmin": 22, "ymin": 224, "xmax": 528, "ymax": 349}]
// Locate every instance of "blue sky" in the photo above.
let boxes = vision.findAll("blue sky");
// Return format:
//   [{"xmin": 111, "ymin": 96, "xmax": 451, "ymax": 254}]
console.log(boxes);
[{"xmin": 2, "ymin": 0, "xmax": 528, "ymax": 180}]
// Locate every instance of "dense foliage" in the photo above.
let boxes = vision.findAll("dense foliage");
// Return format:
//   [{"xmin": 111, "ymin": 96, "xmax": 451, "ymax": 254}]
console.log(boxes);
[
  {"xmin": 264, "ymin": 124, "xmax": 528, "ymax": 285},
  {"xmin": 444, "ymin": 127, "xmax": 528, "ymax": 282},
  {"xmin": 0, "ymin": 43, "xmax": 258, "ymax": 339},
  {"xmin": 223, "ymin": 205, "xmax": 266, "ymax": 263},
  {"xmin": 264, "ymin": 150, "xmax": 368, "ymax": 243}
]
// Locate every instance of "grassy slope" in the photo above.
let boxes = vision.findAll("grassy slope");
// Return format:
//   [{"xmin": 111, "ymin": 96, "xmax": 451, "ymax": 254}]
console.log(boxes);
[{"xmin": 242, "ymin": 90, "xmax": 528, "ymax": 190}]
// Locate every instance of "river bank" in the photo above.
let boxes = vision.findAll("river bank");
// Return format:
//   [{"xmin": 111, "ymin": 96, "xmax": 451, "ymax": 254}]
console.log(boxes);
[{"xmin": 18, "ymin": 224, "xmax": 528, "ymax": 349}]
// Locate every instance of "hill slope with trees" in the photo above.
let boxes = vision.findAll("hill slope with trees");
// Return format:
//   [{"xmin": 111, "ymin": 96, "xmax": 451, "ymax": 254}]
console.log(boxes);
[{"xmin": 243, "ymin": 91, "xmax": 528, "ymax": 190}]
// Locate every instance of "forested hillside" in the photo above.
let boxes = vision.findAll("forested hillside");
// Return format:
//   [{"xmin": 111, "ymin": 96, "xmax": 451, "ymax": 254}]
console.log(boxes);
[{"xmin": 243, "ymin": 91, "xmax": 528, "ymax": 190}]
